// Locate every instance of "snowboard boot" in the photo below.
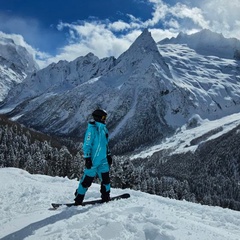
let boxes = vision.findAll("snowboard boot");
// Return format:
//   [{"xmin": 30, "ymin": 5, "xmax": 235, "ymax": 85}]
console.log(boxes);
[
  {"xmin": 101, "ymin": 191, "xmax": 110, "ymax": 203},
  {"xmin": 74, "ymin": 192, "xmax": 84, "ymax": 205}
]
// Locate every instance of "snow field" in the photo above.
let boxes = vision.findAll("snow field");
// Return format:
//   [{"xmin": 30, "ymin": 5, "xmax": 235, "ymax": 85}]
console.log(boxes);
[{"xmin": 1, "ymin": 168, "xmax": 240, "ymax": 240}]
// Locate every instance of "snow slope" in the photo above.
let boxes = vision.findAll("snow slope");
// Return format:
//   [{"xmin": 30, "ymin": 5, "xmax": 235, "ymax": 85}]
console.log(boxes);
[
  {"xmin": 1, "ymin": 168, "xmax": 240, "ymax": 240},
  {"xmin": 159, "ymin": 29, "xmax": 240, "ymax": 60},
  {"xmin": 131, "ymin": 112, "xmax": 240, "ymax": 159}
]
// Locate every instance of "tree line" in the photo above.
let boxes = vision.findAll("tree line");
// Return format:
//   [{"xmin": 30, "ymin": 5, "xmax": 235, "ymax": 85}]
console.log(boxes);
[{"xmin": 1, "ymin": 114, "xmax": 240, "ymax": 211}]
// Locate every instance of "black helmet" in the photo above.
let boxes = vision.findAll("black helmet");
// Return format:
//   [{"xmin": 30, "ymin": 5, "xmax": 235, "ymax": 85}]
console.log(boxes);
[{"xmin": 92, "ymin": 109, "xmax": 107, "ymax": 123}]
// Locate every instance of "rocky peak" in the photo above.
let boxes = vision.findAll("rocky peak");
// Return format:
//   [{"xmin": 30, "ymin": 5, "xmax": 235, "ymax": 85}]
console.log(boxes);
[{"xmin": 118, "ymin": 28, "xmax": 161, "ymax": 62}]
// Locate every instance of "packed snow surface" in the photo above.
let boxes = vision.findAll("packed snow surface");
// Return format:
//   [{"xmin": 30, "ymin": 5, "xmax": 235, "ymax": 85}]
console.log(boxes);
[{"xmin": 1, "ymin": 168, "xmax": 240, "ymax": 240}]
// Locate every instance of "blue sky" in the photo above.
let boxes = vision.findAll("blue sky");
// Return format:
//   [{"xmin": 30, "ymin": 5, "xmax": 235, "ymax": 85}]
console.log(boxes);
[{"xmin": 0, "ymin": 0, "xmax": 239, "ymax": 68}]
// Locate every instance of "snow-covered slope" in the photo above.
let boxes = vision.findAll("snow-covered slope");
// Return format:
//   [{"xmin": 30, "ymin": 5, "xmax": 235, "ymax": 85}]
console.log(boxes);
[
  {"xmin": 2, "ymin": 52, "xmax": 115, "ymax": 105},
  {"xmin": 159, "ymin": 29, "xmax": 240, "ymax": 60},
  {"xmin": 0, "ymin": 64, "xmax": 24, "ymax": 102},
  {"xmin": 1, "ymin": 29, "xmax": 240, "ymax": 153},
  {"xmin": 157, "ymin": 43, "xmax": 240, "ymax": 123},
  {"xmin": 131, "ymin": 112, "xmax": 240, "ymax": 159},
  {"xmin": 0, "ymin": 36, "xmax": 39, "ymax": 101},
  {"xmin": 1, "ymin": 168, "xmax": 240, "ymax": 240}
]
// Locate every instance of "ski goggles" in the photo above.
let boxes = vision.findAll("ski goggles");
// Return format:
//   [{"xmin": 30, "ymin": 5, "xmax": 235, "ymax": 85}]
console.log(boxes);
[{"xmin": 101, "ymin": 115, "xmax": 107, "ymax": 121}]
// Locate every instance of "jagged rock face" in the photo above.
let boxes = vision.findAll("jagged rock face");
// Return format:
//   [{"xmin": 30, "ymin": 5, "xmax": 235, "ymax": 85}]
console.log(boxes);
[
  {"xmin": 0, "ymin": 37, "xmax": 39, "ymax": 101},
  {"xmin": 1, "ymin": 29, "xmax": 240, "ymax": 153}
]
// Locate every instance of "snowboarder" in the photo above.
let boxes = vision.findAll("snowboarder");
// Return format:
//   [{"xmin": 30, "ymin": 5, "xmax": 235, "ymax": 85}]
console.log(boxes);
[{"xmin": 74, "ymin": 109, "xmax": 113, "ymax": 205}]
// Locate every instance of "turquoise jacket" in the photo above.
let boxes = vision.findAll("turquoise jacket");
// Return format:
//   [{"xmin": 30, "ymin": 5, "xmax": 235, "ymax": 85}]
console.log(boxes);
[{"xmin": 83, "ymin": 120, "xmax": 110, "ymax": 166}]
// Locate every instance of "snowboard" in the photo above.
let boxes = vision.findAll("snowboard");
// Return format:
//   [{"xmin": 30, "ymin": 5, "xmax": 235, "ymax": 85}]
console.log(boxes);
[{"xmin": 51, "ymin": 193, "xmax": 130, "ymax": 209}]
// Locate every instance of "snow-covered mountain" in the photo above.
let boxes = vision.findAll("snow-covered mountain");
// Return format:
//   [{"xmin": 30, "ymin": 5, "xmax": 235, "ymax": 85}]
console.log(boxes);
[
  {"xmin": 1, "ymin": 29, "xmax": 240, "ymax": 153},
  {"xmin": 159, "ymin": 29, "xmax": 240, "ymax": 60},
  {"xmin": 1, "ymin": 168, "xmax": 240, "ymax": 240},
  {"xmin": 0, "ymin": 36, "xmax": 39, "ymax": 101}
]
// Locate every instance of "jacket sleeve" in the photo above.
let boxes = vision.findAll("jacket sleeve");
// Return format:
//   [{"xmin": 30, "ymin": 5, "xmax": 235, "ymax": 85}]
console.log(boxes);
[
  {"xmin": 106, "ymin": 130, "xmax": 111, "ymax": 156},
  {"xmin": 83, "ymin": 126, "xmax": 95, "ymax": 158}
]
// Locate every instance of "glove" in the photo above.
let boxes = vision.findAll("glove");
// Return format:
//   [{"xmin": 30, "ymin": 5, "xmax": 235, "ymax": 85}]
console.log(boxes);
[
  {"xmin": 107, "ymin": 155, "xmax": 113, "ymax": 166},
  {"xmin": 85, "ymin": 157, "xmax": 92, "ymax": 169}
]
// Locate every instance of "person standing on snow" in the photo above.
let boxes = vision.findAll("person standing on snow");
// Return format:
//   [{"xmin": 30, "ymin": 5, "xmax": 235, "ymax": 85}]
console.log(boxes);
[{"xmin": 74, "ymin": 109, "xmax": 113, "ymax": 205}]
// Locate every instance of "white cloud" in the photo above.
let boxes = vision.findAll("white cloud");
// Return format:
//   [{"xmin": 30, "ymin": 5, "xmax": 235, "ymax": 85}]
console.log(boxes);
[
  {"xmin": 45, "ymin": 21, "xmax": 137, "ymax": 66},
  {"xmin": 170, "ymin": 3, "xmax": 209, "ymax": 29},
  {"xmin": 2, "ymin": 0, "xmax": 239, "ymax": 68},
  {"xmin": 45, "ymin": 0, "xmax": 210, "ymax": 66},
  {"xmin": 199, "ymin": 0, "xmax": 240, "ymax": 39},
  {"xmin": 108, "ymin": 21, "xmax": 131, "ymax": 31},
  {"xmin": 43, "ymin": 2, "xmax": 168, "ymax": 65},
  {"xmin": 150, "ymin": 28, "xmax": 178, "ymax": 42},
  {"xmin": 144, "ymin": 0, "xmax": 169, "ymax": 26}
]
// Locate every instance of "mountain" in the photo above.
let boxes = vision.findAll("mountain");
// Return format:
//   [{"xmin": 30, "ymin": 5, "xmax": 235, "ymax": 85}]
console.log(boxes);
[
  {"xmin": 0, "ymin": 29, "xmax": 240, "ymax": 211},
  {"xmin": 0, "ymin": 36, "xmax": 39, "ymax": 101},
  {"xmin": 1, "ymin": 168, "xmax": 240, "ymax": 240},
  {"xmin": 159, "ymin": 29, "xmax": 240, "ymax": 60},
  {"xmin": 0, "ymin": 29, "xmax": 174, "ymax": 152},
  {"xmin": 1, "ymin": 29, "xmax": 240, "ymax": 154},
  {"xmin": 0, "ymin": 52, "xmax": 115, "ymax": 110}
]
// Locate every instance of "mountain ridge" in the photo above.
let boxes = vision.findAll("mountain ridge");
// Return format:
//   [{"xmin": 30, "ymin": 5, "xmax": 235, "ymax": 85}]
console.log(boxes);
[
  {"xmin": 1, "ymin": 29, "xmax": 240, "ymax": 211},
  {"xmin": 1, "ymin": 28, "xmax": 240, "ymax": 154},
  {"xmin": 159, "ymin": 29, "xmax": 240, "ymax": 60}
]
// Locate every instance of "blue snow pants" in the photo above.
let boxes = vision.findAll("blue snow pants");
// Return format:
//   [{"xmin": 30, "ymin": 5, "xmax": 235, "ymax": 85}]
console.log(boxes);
[{"xmin": 77, "ymin": 162, "xmax": 110, "ymax": 196}]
